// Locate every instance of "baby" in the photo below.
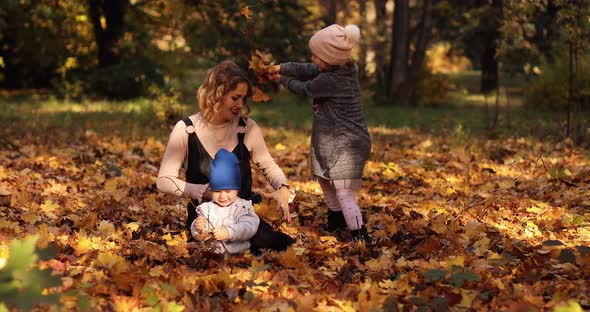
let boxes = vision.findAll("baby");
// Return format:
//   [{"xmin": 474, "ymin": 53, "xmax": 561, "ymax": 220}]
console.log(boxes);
[{"xmin": 190, "ymin": 148, "xmax": 260, "ymax": 254}]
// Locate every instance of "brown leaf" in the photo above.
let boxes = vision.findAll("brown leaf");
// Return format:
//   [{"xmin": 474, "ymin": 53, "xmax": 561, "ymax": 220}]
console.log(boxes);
[
  {"xmin": 240, "ymin": 6, "xmax": 253, "ymax": 19},
  {"xmin": 416, "ymin": 236, "xmax": 440, "ymax": 255},
  {"xmin": 252, "ymin": 86, "xmax": 270, "ymax": 102}
]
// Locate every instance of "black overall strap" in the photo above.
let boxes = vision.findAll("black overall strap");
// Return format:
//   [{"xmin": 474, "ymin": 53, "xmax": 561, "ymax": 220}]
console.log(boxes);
[
  {"xmin": 181, "ymin": 117, "xmax": 203, "ymax": 230},
  {"xmin": 181, "ymin": 117, "xmax": 209, "ymax": 185},
  {"xmin": 236, "ymin": 117, "xmax": 260, "ymax": 203},
  {"xmin": 180, "ymin": 117, "xmax": 292, "ymax": 250},
  {"xmin": 237, "ymin": 117, "xmax": 247, "ymax": 160}
]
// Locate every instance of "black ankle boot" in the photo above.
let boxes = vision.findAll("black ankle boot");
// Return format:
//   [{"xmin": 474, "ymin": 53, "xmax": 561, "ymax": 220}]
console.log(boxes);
[
  {"xmin": 323, "ymin": 210, "xmax": 347, "ymax": 233},
  {"xmin": 350, "ymin": 226, "xmax": 372, "ymax": 247}
]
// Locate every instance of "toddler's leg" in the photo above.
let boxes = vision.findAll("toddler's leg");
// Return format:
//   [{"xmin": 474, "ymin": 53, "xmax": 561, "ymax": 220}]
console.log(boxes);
[
  {"xmin": 335, "ymin": 186, "xmax": 372, "ymax": 246},
  {"xmin": 318, "ymin": 178, "xmax": 340, "ymax": 211},
  {"xmin": 335, "ymin": 188, "xmax": 364, "ymax": 230},
  {"xmin": 318, "ymin": 178, "xmax": 347, "ymax": 232}
]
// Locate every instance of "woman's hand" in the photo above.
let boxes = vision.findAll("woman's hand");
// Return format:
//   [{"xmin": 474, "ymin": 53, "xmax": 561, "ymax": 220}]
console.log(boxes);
[
  {"xmin": 212, "ymin": 228, "xmax": 230, "ymax": 241},
  {"xmin": 262, "ymin": 186, "xmax": 292, "ymax": 223},
  {"xmin": 200, "ymin": 184, "xmax": 212, "ymax": 202}
]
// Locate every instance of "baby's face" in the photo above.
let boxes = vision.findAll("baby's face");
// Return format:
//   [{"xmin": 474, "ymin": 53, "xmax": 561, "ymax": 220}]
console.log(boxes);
[{"xmin": 212, "ymin": 190, "xmax": 239, "ymax": 207}]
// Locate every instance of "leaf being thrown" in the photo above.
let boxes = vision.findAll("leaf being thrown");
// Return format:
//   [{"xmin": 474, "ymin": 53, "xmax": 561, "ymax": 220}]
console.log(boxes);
[
  {"xmin": 240, "ymin": 6, "xmax": 252, "ymax": 20},
  {"xmin": 252, "ymin": 87, "xmax": 270, "ymax": 103}
]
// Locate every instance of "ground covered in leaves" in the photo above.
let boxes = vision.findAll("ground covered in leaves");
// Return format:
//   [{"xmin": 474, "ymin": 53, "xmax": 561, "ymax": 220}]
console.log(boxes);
[{"xmin": 1, "ymin": 112, "xmax": 589, "ymax": 311}]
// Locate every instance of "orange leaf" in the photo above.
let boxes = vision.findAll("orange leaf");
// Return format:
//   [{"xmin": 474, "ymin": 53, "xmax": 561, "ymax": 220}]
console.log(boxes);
[
  {"xmin": 278, "ymin": 247, "xmax": 301, "ymax": 269},
  {"xmin": 255, "ymin": 49, "xmax": 273, "ymax": 63},
  {"xmin": 252, "ymin": 87, "xmax": 270, "ymax": 102},
  {"xmin": 240, "ymin": 6, "xmax": 253, "ymax": 20},
  {"xmin": 416, "ymin": 236, "xmax": 440, "ymax": 255}
]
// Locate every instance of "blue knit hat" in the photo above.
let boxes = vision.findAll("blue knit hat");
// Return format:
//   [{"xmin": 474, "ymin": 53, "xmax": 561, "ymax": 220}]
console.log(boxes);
[{"xmin": 209, "ymin": 148, "xmax": 241, "ymax": 191}]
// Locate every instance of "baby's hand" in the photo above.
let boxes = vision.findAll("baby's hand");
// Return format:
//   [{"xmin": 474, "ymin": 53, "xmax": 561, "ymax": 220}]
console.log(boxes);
[
  {"xmin": 195, "ymin": 216, "xmax": 207, "ymax": 232},
  {"xmin": 212, "ymin": 228, "xmax": 230, "ymax": 241}
]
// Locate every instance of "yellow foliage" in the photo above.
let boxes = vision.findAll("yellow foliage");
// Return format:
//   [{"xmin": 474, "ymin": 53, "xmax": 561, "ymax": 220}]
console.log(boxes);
[{"xmin": 95, "ymin": 252, "xmax": 129, "ymax": 272}]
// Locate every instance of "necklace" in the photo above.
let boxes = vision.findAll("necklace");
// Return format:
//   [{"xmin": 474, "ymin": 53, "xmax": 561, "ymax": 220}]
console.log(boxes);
[{"xmin": 210, "ymin": 121, "xmax": 232, "ymax": 145}]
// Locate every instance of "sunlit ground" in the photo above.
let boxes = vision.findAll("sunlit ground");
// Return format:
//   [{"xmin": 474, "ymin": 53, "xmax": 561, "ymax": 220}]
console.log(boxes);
[{"xmin": 1, "ymin": 95, "xmax": 589, "ymax": 310}]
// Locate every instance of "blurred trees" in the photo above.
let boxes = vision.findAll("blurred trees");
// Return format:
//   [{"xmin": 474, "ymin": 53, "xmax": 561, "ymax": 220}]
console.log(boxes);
[
  {"xmin": 0, "ymin": 0, "xmax": 589, "ymax": 117},
  {"xmin": 182, "ymin": 0, "xmax": 310, "ymax": 66},
  {"xmin": 0, "ymin": 1, "xmax": 91, "ymax": 88},
  {"xmin": 88, "ymin": 0, "xmax": 129, "ymax": 68}
]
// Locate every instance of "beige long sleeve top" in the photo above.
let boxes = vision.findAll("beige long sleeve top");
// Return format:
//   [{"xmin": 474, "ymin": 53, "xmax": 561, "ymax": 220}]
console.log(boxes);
[{"xmin": 157, "ymin": 113, "xmax": 288, "ymax": 201}]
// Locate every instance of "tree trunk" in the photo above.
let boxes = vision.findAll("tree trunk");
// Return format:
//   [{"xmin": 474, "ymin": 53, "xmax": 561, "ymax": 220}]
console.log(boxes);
[
  {"xmin": 388, "ymin": 0, "xmax": 410, "ymax": 101},
  {"xmin": 319, "ymin": 0, "xmax": 338, "ymax": 26},
  {"xmin": 358, "ymin": 0, "xmax": 368, "ymax": 83},
  {"xmin": 491, "ymin": 0, "xmax": 503, "ymax": 129},
  {"xmin": 492, "ymin": 74, "xmax": 500, "ymax": 130},
  {"xmin": 479, "ymin": 0, "xmax": 502, "ymax": 95},
  {"xmin": 532, "ymin": 0, "xmax": 559, "ymax": 61},
  {"xmin": 573, "ymin": 41, "xmax": 579, "ymax": 142},
  {"xmin": 0, "ymin": 36, "xmax": 21, "ymax": 88},
  {"xmin": 398, "ymin": 0, "xmax": 433, "ymax": 106},
  {"xmin": 88, "ymin": 0, "xmax": 129, "ymax": 68},
  {"xmin": 373, "ymin": 0, "xmax": 388, "ymax": 101},
  {"xmin": 567, "ymin": 41, "xmax": 573, "ymax": 138}
]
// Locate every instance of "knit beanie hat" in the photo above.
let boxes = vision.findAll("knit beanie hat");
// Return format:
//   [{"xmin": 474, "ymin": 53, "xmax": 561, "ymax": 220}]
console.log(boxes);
[
  {"xmin": 309, "ymin": 24, "xmax": 361, "ymax": 66},
  {"xmin": 209, "ymin": 149, "xmax": 241, "ymax": 191}
]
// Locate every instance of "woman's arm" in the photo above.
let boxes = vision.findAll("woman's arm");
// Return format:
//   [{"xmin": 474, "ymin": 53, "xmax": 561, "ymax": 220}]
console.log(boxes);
[
  {"xmin": 246, "ymin": 120, "xmax": 289, "ymax": 189},
  {"xmin": 279, "ymin": 62, "xmax": 320, "ymax": 81},
  {"xmin": 245, "ymin": 119, "xmax": 293, "ymax": 222},
  {"xmin": 156, "ymin": 120, "xmax": 209, "ymax": 201}
]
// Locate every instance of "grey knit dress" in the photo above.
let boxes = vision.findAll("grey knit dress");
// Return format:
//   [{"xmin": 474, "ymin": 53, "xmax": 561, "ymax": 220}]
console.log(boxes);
[{"xmin": 280, "ymin": 62, "xmax": 371, "ymax": 189}]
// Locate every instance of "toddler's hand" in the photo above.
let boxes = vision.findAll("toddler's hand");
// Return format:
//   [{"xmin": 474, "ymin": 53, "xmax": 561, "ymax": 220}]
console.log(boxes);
[
  {"xmin": 268, "ymin": 64, "xmax": 280, "ymax": 74},
  {"xmin": 195, "ymin": 216, "xmax": 207, "ymax": 232},
  {"xmin": 212, "ymin": 228, "xmax": 230, "ymax": 241},
  {"xmin": 267, "ymin": 65, "xmax": 281, "ymax": 82}
]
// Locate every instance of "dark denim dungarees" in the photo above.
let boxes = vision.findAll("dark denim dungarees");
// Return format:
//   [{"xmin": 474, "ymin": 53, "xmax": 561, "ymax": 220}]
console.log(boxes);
[{"xmin": 182, "ymin": 117, "xmax": 293, "ymax": 253}]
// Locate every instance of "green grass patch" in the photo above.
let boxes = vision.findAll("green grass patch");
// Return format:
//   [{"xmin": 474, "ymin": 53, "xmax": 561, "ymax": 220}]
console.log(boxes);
[{"xmin": 1, "ymin": 87, "xmax": 588, "ymax": 146}]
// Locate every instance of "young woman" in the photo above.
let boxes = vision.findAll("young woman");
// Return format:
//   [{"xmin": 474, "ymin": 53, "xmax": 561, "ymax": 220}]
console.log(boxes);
[{"xmin": 157, "ymin": 60, "xmax": 294, "ymax": 253}]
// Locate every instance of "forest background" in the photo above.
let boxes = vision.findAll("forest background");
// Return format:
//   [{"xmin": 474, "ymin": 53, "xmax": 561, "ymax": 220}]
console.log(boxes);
[{"xmin": 0, "ymin": 0, "xmax": 589, "ymax": 311}]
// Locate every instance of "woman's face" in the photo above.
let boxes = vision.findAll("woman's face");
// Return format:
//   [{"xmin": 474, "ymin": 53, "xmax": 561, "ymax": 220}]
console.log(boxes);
[{"xmin": 212, "ymin": 82, "xmax": 248, "ymax": 124}]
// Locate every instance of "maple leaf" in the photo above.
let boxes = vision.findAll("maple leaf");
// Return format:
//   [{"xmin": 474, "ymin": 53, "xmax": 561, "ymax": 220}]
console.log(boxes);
[
  {"xmin": 277, "ymin": 247, "xmax": 302, "ymax": 269},
  {"xmin": 97, "ymin": 220, "xmax": 115, "ymax": 235},
  {"xmin": 240, "ymin": 6, "xmax": 253, "ymax": 20},
  {"xmin": 110, "ymin": 294, "xmax": 140, "ymax": 312},
  {"xmin": 95, "ymin": 252, "xmax": 129, "ymax": 272},
  {"xmin": 0, "ymin": 182, "xmax": 10, "ymax": 196},
  {"xmin": 0, "ymin": 166, "xmax": 7, "ymax": 179},
  {"xmin": 252, "ymin": 86, "xmax": 270, "ymax": 103},
  {"xmin": 73, "ymin": 237, "xmax": 94, "ymax": 256},
  {"xmin": 416, "ymin": 236, "xmax": 440, "ymax": 255},
  {"xmin": 40, "ymin": 199, "xmax": 59, "ymax": 217},
  {"xmin": 36, "ymin": 223, "xmax": 55, "ymax": 248}
]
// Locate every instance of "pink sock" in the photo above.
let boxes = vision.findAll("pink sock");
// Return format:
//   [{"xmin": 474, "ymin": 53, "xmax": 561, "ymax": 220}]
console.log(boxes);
[
  {"xmin": 318, "ymin": 178, "xmax": 341, "ymax": 211},
  {"xmin": 335, "ymin": 188, "xmax": 364, "ymax": 230}
]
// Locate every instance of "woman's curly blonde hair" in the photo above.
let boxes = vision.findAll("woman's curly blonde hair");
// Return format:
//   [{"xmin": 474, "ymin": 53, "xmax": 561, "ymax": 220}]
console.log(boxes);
[{"xmin": 197, "ymin": 60, "xmax": 252, "ymax": 122}]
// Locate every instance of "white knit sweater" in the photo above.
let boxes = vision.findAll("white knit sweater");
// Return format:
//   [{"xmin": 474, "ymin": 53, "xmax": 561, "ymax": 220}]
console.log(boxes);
[{"xmin": 190, "ymin": 198, "xmax": 260, "ymax": 254}]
